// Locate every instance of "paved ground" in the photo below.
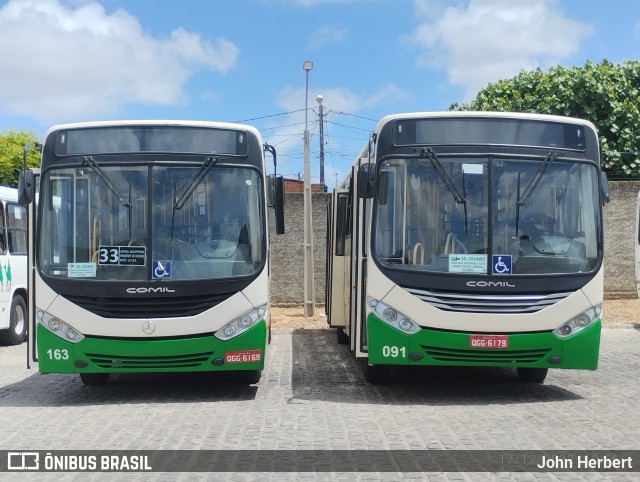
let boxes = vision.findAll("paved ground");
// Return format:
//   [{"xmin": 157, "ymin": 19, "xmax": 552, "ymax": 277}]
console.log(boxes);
[{"xmin": 0, "ymin": 325, "xmax": 638, "ymax": 480}]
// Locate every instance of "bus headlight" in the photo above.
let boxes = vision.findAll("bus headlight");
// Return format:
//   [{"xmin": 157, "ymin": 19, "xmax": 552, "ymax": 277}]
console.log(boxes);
[
  {"xmin": 367, "ymin": 297, "xmax": 420, "ymax": 335},
  {"xmin": 553, "ymin": 305, "xmax": 601, "ymax": 339},
  {"xmin": 215, "ymin": 304, "xmax": 267, "ymax": 341},
  {"xmin": 37, "ymin": 308, "xmax": 85, "ymax": 344}
]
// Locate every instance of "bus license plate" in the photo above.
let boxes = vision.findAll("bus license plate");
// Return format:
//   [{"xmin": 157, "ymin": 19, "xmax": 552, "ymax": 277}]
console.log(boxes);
[
  {"xmin": 469, "ymin": 335, "xmax": 508, "ymax": 349},
  {"xmin": 225, "ymin": 349, "xmax": 262, "ymax": 364}
]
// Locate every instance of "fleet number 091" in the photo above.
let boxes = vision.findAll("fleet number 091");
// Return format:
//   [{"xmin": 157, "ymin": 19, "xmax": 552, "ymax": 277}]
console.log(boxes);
[{"xmin": 382, "ymin": 345, "xmax": 406, "ymax": 358}]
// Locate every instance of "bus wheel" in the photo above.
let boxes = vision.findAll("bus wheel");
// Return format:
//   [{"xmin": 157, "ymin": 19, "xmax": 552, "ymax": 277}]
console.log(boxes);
[
  {"xmin": 336, "ymin": 328, "xmax": 349, "ymax": 345},
  {"xmin": 80, "ymin": 373, "xmax": 110, "ymax": 385},
  {"xmin": 517, "ymin": 367, "xmax": 548, "ymax": 383},
  {"xmin": 242, "ymin": 370, "xmax": 262, "ymax": 384},
  {"xmin": 0, "ymin": 295, "xmax": 27, "ymax": 345},
  {"xmin": 364, "ymin": 364, "xmax": 387, "ymax": 384}
]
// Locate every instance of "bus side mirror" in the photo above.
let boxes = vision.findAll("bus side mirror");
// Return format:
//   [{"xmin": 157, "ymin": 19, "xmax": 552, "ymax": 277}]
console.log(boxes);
[
  {"xmin": 357, "ymin": 163, "xmax": 375, "ymax": 198},
  {"xmin": 18, "ymin": 169, "xmax": 35, "ymax": 205},
  {"xmin": 267, "ymin": 174, "xmax": 285, "ymax": 235},
  {"xmin": 600, "ymin": 172, "xmax": 610, "ymax": 205}
]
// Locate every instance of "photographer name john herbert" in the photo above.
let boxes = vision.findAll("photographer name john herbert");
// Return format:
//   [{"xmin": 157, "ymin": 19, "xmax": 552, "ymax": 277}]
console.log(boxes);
[{"xmin": 537, "ymin": 454, "xmax": 634, "ymax": 470}]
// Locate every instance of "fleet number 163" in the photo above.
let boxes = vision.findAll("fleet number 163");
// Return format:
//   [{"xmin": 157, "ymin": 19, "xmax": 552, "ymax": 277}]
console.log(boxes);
[{"xmin": 46, "ymin": 349, "xmax": 69, "ymax": 360}]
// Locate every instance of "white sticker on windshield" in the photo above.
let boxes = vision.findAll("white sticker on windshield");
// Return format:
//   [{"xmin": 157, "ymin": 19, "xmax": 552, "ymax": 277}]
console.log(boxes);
[
  {"xmin": 68, "ymin": 263, "xmax": 97, "ymax": 278},
  {"xmin": 449, "ymin": 254, "xmax": 487, "ymax": 273}
]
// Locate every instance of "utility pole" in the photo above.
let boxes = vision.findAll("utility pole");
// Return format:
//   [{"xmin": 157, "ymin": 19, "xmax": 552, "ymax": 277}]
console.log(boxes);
[
  {"xmin": 302, "ymin": 61, "xmax": 315, "ymax": 317},
  {"xmin": 316, "ymin": 94, "xmax": 325, "ymax": 192}
]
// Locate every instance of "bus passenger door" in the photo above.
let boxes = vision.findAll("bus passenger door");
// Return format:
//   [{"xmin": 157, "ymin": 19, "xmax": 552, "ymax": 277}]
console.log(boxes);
[
  {"xmin": 26, "ymin": 169, "xmax": 39, "ymax": 366},
  {"xmin": 327, "ymin": 189, "xmax": 349, "ymax": 329},
  {"xmin": 351, "ymin": 160, "xmax": 372, "ymax": 357}
]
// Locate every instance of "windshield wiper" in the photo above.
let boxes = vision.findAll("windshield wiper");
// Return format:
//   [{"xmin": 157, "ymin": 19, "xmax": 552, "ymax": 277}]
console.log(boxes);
[
  {"xmin": 420, "ymin": 147, "xmax": 467, "ymax": 204},
  {"xmin": 173, "ymin": 156, "xmax": 221, "ymax": 210},
  {"xmin": 169, "ymin": 156, "xmax": 222, "ymax": 257},
  {"xmin": 82, "ymin": 156, "xmax": 130, "ymax": 207},
  {"xmin": 518, "ymin": 150, "xmax": 557, "ymax": 206}
]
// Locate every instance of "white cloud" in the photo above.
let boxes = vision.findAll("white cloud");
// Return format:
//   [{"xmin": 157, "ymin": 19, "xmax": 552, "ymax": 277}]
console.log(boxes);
[
  {"xmin": 408, "ymin": 0, "xmax": 593, "ymax": 100},
  {"xmin": 0, "ymin": 0, "xmax": 239, "ymax": 124},
  {"xmin": 308, "ymin": 25, "xmax": 348, "ymax": 49}
]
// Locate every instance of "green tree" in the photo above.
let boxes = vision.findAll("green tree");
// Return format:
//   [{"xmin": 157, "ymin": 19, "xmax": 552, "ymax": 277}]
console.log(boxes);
[
  {"xmin": 0, "ymin": 129, "xmax": 41, "ymax": 186},
  {"xmin": 451, "ymin": 60, "xmax": 640, "ymax": 177}
]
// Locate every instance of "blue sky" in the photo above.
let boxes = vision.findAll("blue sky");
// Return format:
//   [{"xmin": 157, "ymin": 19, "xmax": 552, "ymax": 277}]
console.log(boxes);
[{"xmin": 0, "ymin": 0, "xmax": 638, "ymax": 187}]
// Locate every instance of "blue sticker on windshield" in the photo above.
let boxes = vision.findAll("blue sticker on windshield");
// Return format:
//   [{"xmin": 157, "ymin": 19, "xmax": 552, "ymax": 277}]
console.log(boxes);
[
  {"xmin": 492, "ymin": 255, "xmax": 512, "ymax": 275},
  {"xmin": 152, "ymin": 260, "xmax": 172, "ymax": 279}
]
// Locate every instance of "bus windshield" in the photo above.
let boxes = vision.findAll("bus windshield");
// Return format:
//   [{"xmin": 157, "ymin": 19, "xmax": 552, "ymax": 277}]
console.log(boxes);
[
  {"xmin": 38, "ymin": 163, "xmax": 265, "ymax": 281},
  {"xmin": 373, "ymin": 156, "xmax": 600, "ymax": 275}
]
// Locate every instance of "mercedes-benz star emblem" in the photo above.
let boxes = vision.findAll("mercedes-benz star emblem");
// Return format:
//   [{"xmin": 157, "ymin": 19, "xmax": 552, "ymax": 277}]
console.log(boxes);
[{"xmin": 142, "ymin": 320, "xmax": 156, "ymax": 335}]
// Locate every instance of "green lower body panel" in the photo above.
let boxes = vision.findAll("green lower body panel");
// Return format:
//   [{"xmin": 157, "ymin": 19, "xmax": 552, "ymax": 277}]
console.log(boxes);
[
  {"xmin": 366, "ymin": 314, "xmax": 600, "ymax": 370},
  {"xmin": 36, "ymin": 321, "xmax": 267, "ymax": 374}
]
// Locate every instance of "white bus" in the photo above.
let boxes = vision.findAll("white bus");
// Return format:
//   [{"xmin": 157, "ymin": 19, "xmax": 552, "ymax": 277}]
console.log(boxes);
[
  {"xmin": 0, "ymin": 186, "xmax": 28, "ymax": 345},
  {"xmin": 326, "ymin": 111, "xmax": 609, "ymax": 383},
  {"xmin": 19, "ymin": 120, "xmax": 284, "ymax": 384}
]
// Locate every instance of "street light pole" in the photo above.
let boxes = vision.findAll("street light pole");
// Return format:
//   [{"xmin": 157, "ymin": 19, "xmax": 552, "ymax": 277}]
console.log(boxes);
[
  {"xmin": 316, "ymin": 94, "xmax": 325, "ymax": 192},
  {"xmin": 303, "ymin": 61, "xmax": 315, "ymax": 317}
]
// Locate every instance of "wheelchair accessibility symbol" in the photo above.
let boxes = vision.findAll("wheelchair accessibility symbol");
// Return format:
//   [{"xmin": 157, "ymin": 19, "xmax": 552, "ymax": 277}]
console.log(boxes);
[
  {"xmin": 492, "ymin": 255, "xmax": 512, "ymax": 275},
  {"xmin": 152, "ymin": 260, "xmax": 172, "ymax": 279}
]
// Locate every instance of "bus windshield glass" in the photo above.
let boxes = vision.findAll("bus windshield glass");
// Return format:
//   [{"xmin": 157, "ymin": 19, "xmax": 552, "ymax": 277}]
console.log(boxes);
[
  {"xmin": 38, "ymin": 164, "xmax": 265, "ymax": 281},
  {"xmin": 373, "ymin": 156, "xmax": 600, "ymax": 275}
]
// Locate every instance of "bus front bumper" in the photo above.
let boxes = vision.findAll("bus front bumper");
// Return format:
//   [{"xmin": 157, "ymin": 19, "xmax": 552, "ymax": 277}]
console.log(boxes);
[
  {"xmin": 36, "ymin": 321, "xmax": 267, "ymax": 374},
  {"xmin": 366, "ymin": 314, "xmax": 601, "ymax": 370}
]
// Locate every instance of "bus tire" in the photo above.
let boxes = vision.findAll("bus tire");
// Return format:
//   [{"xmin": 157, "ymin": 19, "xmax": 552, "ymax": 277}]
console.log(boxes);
[
  {"xmin": 80, "ymin": 373, "xmax": 110, "ymax": 385},
  {"xmin": 364, "ymin": 364, "xmax": 387, "ymax": 384},
  {"xmin": 517, "ymin": 367, "xmax": 548, "ymax": 383},
  {"xmin": 336, "ymin": 328, "xmax": 349, "ymax": 345},
  {"xmin": 242, "ymin": 369, "xmax": 262, "ymax": 384},
  {"xmin": 0, "ymin": 295, "xmax": 27, "ymax": 346}
]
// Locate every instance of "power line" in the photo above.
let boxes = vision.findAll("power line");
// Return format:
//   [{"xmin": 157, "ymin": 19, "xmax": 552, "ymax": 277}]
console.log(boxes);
[
  {"xmin": 235, "ymin": 108, "xmax": 373, "ymax": 136},
  {"xmin": 234, "ymin": 109, "xmax": 306, "ymax": 123},
  {"xmin": 329, "ymin": 110, "xmax": 378, "ymax": 123},
  {"xmin": 325, "ymin": 119, "xmax": 373, "ymax": 134},
  {"xmin": 259, "ymin": 122, "xmax": 306, "ymax": 132},
  {"xmin": 253, "ymin": 106, "xmax": 375, "ymax": 182}
]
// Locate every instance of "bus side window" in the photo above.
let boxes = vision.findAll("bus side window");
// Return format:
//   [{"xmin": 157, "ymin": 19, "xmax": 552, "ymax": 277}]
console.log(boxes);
[
  {"xmin": 335, "ymin": 193, "xmax": 349, "ymax": 256},
  {"xmin": 7, "ymin": 203, "xmax": 27, "ymax": 254},
  {"xmin": 0, "ymin": 202, "xmax": 6, "ymax": 254}
]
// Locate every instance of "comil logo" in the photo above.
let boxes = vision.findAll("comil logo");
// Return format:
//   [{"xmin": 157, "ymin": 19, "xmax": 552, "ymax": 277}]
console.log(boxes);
[
  {"xmin": 126, "ymin": 287, "xmax": 176, "ymax": 294},
  {"xmin": 8, "ymin": 452, "xmax": 39, "ymax": 470},
  {"xmin": 466, "ymin": 281, "xmax": 516, "ymax": 288}
]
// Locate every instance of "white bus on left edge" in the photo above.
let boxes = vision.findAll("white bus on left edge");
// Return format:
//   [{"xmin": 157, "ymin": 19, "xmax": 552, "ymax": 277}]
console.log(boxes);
[{"xmin": 0, "ymin": 186, "xmax": 27, "ymax": 345}]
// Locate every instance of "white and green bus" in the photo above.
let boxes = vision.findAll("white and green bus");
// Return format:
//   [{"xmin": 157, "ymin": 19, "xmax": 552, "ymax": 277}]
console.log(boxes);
[
  {"xmin": 0, "ymin": 186, "xmax": 28, "ymax": 345},
  {"xmin": 326, "ymin": 111, "xmax": 609, "ymax": 383},
  {"xmin": 19, "ymin": 120, "xmax": 284, "ymax": 385}
]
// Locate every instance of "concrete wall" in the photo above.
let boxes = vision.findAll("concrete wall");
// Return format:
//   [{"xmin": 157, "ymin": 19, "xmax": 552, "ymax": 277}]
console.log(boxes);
[
  {"xmin": 270, "ymin": 181, "xmax": 640, "ymax": 304},
  {"xmin": 270, "ymin": 192, "xmax": 329, "ymax": 305},
  {"xmin": 603, "ymin": 180, "xmax": 640, "ymax": 297}
]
